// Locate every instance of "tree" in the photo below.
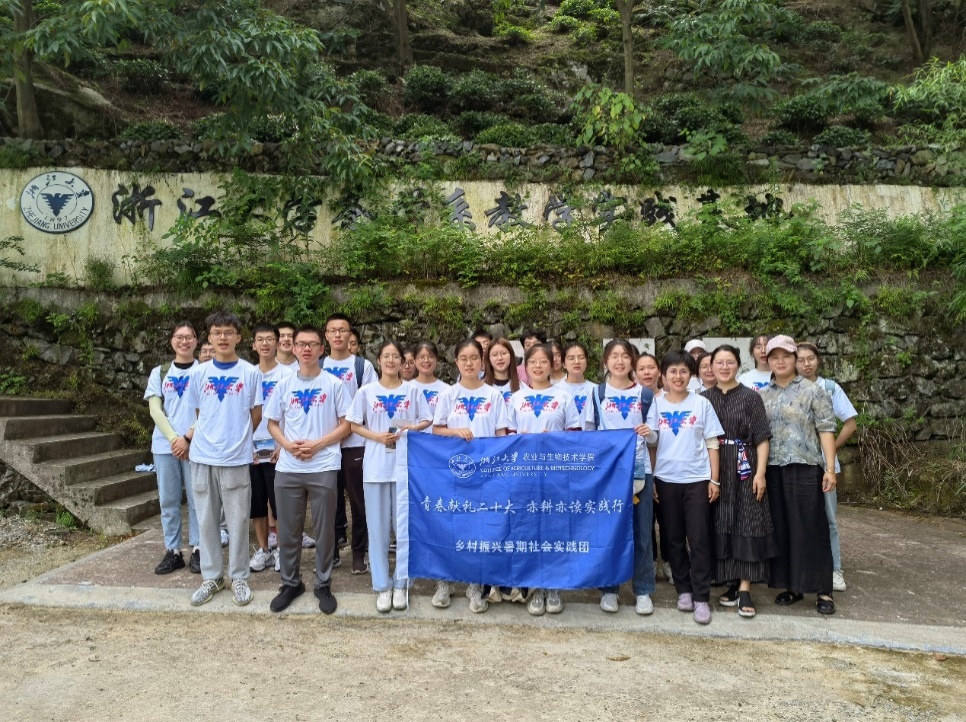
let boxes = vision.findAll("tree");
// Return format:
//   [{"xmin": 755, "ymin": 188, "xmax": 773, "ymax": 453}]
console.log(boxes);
[
  {"xmin": 614, "ymin": 0, "xmax": 637, "ymax": 97},
  {"xmin": 379, "ymin": 0, "xmax": 413, "ymax": 74},
  {"xmin": 9, "ymin": 0, "xmax": 41, "ymax": 138},
  {"xmin": 900, "ymin": 0, "xmax": 933, "ymax": 63}
]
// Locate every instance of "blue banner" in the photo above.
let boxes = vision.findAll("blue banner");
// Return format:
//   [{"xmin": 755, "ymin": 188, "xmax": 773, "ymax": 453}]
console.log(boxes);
[{"xmin": 402, "ymin": 429, "xmax": 636, "ymax": 589}]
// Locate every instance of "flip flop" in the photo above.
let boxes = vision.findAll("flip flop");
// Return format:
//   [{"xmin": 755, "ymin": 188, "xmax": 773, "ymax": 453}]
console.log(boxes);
[
  {"xmin": 775, "ymin": 590, "xmax": 804, "ymax": 606},
  {"xmin": 737, "ymin": 590, "xmax": 756, "ymax": 618},
  {"xmin": 816, "ymin": 596, "xmax": 835, "ymax": 615}
]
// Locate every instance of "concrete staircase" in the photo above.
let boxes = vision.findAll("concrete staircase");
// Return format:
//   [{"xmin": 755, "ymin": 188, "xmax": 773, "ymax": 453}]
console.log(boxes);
[{"xmin": 0, "ymin": 397, "xmax": 159, "ymax": 535}]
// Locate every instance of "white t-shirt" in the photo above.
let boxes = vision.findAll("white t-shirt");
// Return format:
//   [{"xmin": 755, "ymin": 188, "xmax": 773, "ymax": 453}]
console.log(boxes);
[
  {"xmin": 507, "ymin": 385, "xmax": 581, "ymax": 434},
  {"xmin": 346, "ymin": 380, "xmax": 433, "ymax": 482},
  {"xmin": 559, "ymin": 380, "xmax": 596, "ymax": 429},
  {"xmin": 144, "ymin": 360, "xmax": 198, "ymax": 455},
  {"xmin": 593, "ymin": 382, "xmax": 659, "ymax": 476},
  {"xmin": 187, "ymin": 358, "xmax": 262, "ymax": 467},
  {"xmin": 322, "ymin": 354, "xmax": 376, "ymax": 448},
  {"xmin": 277, "ymin": 358, "xmax": 300, "ymax": 370},
  {"xmin": 433, "ymin": 383, "xmax": 509, "ymax": 437},
  {"xmin": 687, "ymin": 377, "xmax": 703, "ymax": 393},
  {"xmin": 738, "ymin": 369, "xmax": 772, "ymax": 392},
  {"xmin": 412, "ymin": 379, "xmax": 451, "ymax": 433},
  {"xmin": 265, "ymin": 370, "xmax": 351, "ymax": 474},
  {"xmin": 653, "ymin": 392, "xmax": 725, "ymax": 483},
  {"xmin": 817, "ymin": 376, "xmax": 858, "ymax": 473},
  {"xmin": 253, "ymin": 363, "xmax": 295, "ymax": 445}
]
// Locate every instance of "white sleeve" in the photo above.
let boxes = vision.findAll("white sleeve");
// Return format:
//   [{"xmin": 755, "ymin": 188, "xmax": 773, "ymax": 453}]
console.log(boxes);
[
  {"xmin": 414, "ymin": 386, "xmax": 433, "ymax": 423},
  {"xmin": 493, "ymin": 389, "xmax": 510, "ymax": 431},
  {"xmin": 506, "ymin": 398, "xmax": 519, "ymax": 433},
  {"xmin": 832, "ymin": 383, "xmax": 858, "ymax": 422},
  {"xmin": 186, "ymin": 366, "xmax": 201, "ymax": 410},
  {"xmin": 433, "ymin": 389, "xmax": 453, "ymax": 426},
  {"xmin": 345, "ymin": 387, "xmax": 367, "ymax": 425},
  {"xmin": 362, "ymin": 360, "xmax": 377, "ymax": 386},
  {"xmin": 644, "ymin": 396, "xmax": 659, "ymax": 443},
  {"xmin": 333, "ymin": 381, "xmax": 351, "ymax": 419},
  {"xmin": 144, "ymin": 366, "xmax": 162, "ymax": 399},
  {"xmin": 250, "ymin": 368, "xmax": 263, "ymax": 409},
  {"xmin": 564, "ymin": 395, "xmax": 581, "ymax": 430},
  {"xmin": 265, "ymin": 378, "xmax": 285, "ymax": 422}
]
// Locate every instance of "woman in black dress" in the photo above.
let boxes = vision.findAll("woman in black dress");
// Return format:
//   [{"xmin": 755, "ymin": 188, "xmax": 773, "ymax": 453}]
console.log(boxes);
[{"xmin": 703, "ymin": 345, "xmax": 776, "ymax": 618}]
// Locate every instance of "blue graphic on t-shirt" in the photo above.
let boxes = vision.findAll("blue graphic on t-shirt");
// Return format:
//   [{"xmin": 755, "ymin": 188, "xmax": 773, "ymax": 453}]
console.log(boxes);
[
  {"xmin": 660, "ymin": 410, "xmax": 693, "ymax": 436},
  {"xmin": 608, "ymin": 395, "xmax": 639, "ymax": 420},
  {"xmin": 573, "ymin": 395, "xmax": 587, "ymax": 414},
  {"xmin": 525, "ymin": 394, "xmax": 554, "ymax": 418},
  {"xmin": 422, "ymin": 389, "xmax": 439, "ymax": 406},
  {"xmin": 502, "ymin": 390, "xmax": 512, "ymax": 404},
  {"xmin": 325, "ymin": 367, "xmax": 350, "ymax": 381},
  {"xmin": 752, "ymin": 381, "xmax": 769, "ymax": 389},
  {"xmin": 377, "ymin": 394, "xmax": 407, "ymax": 419},
  {"xmin": 262, "ymin": 380, "xmax": 279, "ymax": 400},
  {"xmin": 167, "ymin": 375, "xmax": 189, "ymax": 398},
  {"xmin": 209, "ymin": 376, "xmax": 239, "ymax": 402},
  {"xmin": 458, "ymin": 396, "xmax": 486, "ymax": 421},
  {"xmin": 293, "ymin": 388, "xmax": 320, "ymax": 414}
]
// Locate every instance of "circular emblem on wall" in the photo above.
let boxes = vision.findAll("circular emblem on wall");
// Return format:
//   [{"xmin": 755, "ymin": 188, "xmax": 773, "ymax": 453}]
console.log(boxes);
[
  {"xmin": 448, "ymin": 454, "xmax": 477, "ymax": 479},
  {"xmin": 20, "ymin": 171, "xmax": 94, "ymax": 234}
]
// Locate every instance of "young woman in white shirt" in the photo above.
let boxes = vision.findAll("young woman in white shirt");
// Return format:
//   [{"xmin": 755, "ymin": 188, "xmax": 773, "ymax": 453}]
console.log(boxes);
[
  {"xmin": 594, "ymin": 339, "xmax": 659, "ymax": 616},
  {"xmin": 432, "ymin": 339, "xmax": 510, "ymax": 613},
  {"xmin": 738, "ymin": 334, "xmax": 773, "ymax": 391},
  {"xmin": 484, "ymin": 337, "xmax": 526, "ymax": 408},
  {"xmin": 560, "ymin": 341, "xmax": 596, "ymax": 429},
  {"xmin": 410, "ymin": 341, "xmax": 450, "ymax": 432},
  {"xmin": 347, "ymin": 341, "xmax": 432, "ymax": 613},
  {"xmin": 548, "ymin": 339, "xmax": 568, "ymax": 385},
  {"xmin": 507, "ymin": 344, "xmax": 582, "ymax": 616}
]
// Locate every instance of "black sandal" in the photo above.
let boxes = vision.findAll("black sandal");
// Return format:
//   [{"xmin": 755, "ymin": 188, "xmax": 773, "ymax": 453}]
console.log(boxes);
[
  {"xmin": 816, "ymin": 595, "xmax": 835, "ymax": 615},
  {"xmin": 737, "ymin": 590, "xmax": 756, "ymax": 618},
  {"xmin": 718, "ymin": 583, "xmax": 739, "ymax": 607},
  {"xmin": 775, "ymin": 590, "xmax": 804, "ymax": 606}
]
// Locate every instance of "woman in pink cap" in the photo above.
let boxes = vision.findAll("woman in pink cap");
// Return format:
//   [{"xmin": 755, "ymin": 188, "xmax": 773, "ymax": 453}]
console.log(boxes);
[{"xmin": 759, "ymin": 335, "xmax": 839, "ymax": 615}]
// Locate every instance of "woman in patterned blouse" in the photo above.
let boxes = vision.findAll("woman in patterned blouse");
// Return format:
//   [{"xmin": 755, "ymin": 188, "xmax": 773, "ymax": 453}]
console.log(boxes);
[{"xmin": 759, "ymin": 335, "xmax": 839, "ymax": 615}]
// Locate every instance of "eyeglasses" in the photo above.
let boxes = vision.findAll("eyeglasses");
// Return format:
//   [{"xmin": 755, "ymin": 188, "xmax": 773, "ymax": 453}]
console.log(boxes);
[
  {"xmin": 208, "ymin": 331, "xmax": 236, "ymax": 339},
  {"xmin": 294, "ymin": 341, "xmax": 322, "ymax": 350},
  {"xmin": 327, "ymin": 328, "xmax": 350, "ymax": 335},
  {"xmin": 254, "ymin": 337, "xmax": 277, "ymax": 344},
  {"xmin": 172, "ymin": 335, "xmax": 196, "ymax": 342}
]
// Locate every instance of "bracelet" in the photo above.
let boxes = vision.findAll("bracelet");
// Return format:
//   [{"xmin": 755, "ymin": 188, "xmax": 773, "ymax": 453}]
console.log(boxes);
[{"xmin": 709, "ymin": 480, "xmax": 720, "ymax": 487}]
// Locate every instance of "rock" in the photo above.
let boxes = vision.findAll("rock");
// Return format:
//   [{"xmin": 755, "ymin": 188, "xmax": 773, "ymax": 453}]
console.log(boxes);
[
  {"xmin": 582, "ymin": 168, "xmax": 595, "ymax": 180},
  {"xmin": 654, "ymin": 151, "xmax": 678, "ymax": 164},
  {"xmin": 579, "ymin": 151, "xmax": 595, "ymax": 168}
]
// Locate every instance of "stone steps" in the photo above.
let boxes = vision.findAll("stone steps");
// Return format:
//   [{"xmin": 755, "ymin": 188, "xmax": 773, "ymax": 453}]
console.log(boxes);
[{"xmin": 0, "ymin": 396, "xmax": 160, "ymax": 535}]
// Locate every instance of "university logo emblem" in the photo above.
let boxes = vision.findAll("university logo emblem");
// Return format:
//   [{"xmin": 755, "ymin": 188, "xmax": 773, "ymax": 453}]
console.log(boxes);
[
  {"xmin": 293, "ymin": 388, "xmax": 321, "ymax": 414},
  {"xmin": 660, "ymin": 410, "xmax": 695, "ymax": 436},
  {"xmin": 20, "ymin": 171, "xmax": 94, "ymax": 234},
  {"xmin": 449, "ymin": 454, "xmax": 477, "ymax": 479},
  {"xmin": 376, "ymin": 394, "xmax": 407, "ymax": 419},
  {"xmin": 166, "ymin": 375, "xmax": 190, "ymax": 398},
  {"xmin": 457, "ymin": 396, "xmax": 487, "ymax": 421},
  {"xmin": 525, "ymin": 394, "xmax": 554, "ymax": 418}
]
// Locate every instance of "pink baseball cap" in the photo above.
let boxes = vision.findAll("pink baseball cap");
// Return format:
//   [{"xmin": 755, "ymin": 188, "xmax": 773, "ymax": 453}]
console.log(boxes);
[{"xmin": 765, "ymin": 335, "xmax": 797, "ymax": 356}]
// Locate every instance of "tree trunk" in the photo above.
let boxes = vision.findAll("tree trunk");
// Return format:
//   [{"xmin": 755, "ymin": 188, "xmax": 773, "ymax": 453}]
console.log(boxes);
[
  {"xmin": 918, "ymin": 0, "xmax": 933, "ymax": 59},
  {"xmin": 12, "ymin": 0, "xmax": 44, "ymax": 139},
  {"xmin": 616, "ymin": 0, "xmax": 634, "ymax": 97},
  {"xmin": 901, "ymin": 0, "xmax": 924, "ymax": 63},
  {"xmin": 384, "ymin": 0, "xmax": 413, "ymax": 76}
]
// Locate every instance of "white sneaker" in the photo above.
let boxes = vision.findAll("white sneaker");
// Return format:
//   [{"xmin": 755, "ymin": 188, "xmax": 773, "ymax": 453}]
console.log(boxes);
[
  {"xmin": 190, "ymin": 577, "xmax": 225, "ymax": 606},
  {"xmin": 268, "ymin": 531, "xmax": 278, "ymax": 549},
  {"xmin": 545, "ymin": 589, "xmax": 563, "ymax": 614},
  {"xmin": 600, "ymin": 593, "xmax": 619, "ymax": 613},
  {"xmin": 487, "ymin": 585, "xmax": 503, "ymax": 603},
  {"xmin": 301, "ymin": 533, "xmax": 316, "ymax": 549},
  {"xmin": 219, "ymin": 529, "xmax": 229, "ymax": 547},
  {"xmin": 527, "ymin": 589, "xmax": 546, "ymax": 616},
  {"xmin": 663, "ymin": 562, "xmax": 673, "ymax": 585},
  {"xmin": 392, "ymin": 587, "xmax": 408, "ymax": 610},
  {"xmin": 635, "ymin": 594, "xmax": 654, "ymax": 616},
  {"xmin": 272, "ymin": 548, "xmax": 280, "ymax": 572},
  {"xmin": 231, "ymin": 578, "xmax": 253, "ymax": 606},
  {"xmin": 249, "ymin": 547, "xmax": 271, "ymax": 572},
  {"xmin": 376, "ymin": 590, "xmax": 392, "ymax": 612},
  {"xmin": 468, "ymin": 584, "xmax": 488, "ymax": 613},
  {"xmin": 832, "ymin": 569, "xmax": 847, "ymax": 592},
  {"xmin": 432, "ymin": 581, "xmax": 453, "ymax": 608}
]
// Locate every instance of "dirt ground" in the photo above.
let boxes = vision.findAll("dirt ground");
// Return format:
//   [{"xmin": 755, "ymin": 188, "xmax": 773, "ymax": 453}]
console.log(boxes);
[{"xmin": 1, "ymin": 516, "xmax": 964, "ymax": 721}]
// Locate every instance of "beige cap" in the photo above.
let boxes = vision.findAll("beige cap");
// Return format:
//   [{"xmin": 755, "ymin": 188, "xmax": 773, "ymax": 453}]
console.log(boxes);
[{"xmin": 765, "ymin": 335, "xmax": 797, "ymax": 356}]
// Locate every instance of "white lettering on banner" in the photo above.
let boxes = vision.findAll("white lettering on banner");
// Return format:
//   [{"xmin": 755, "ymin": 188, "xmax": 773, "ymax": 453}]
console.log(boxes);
[
  {"xmin": 418, "ymin": 498, "xmax": 626, "ymax": 514},
  {"xmin": 454, "ymin": 539, "xmax": 593, "ymax": 553}
]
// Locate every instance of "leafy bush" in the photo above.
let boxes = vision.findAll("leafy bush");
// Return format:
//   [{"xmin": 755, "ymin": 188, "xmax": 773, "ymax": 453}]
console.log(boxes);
[
  {"xmin": 558, "ymin": 0, "xmax": 601, "ymax": 19},
  {"xmin": 116, "ymin": 58, "xmax": 169, "ymax": 95},
  {"xmin": 403, "ymin": 65, "xmax": 453, "ymax": 112},
  {"xmin": 476, "ymin": 122, "xmax": 536, "ymax": 147},
  {"xmin": 349, "ymin": 69, "xmax": 387, "ymax": 107},
  {"xmin": 814, "ymin": 125, "xmax": 871, "ymax": 148},
  {"xmin": 394, "ymin": 114, "xmax": 457, "ymax": 140},
  {"xmin": 118, "ymin": 121, "xmax": 182, "ymax": 141},
  {"xmin": 802, "ymin": 20, "xmax": 842, "ymax": 43},
  {"xmin": 450, "ymin": 70, "xmax": 501, "ymax": 113},
  {"xmin": 531, "ymin": 123, "xmax": 573, "ymax": 145},
  {"xmin": 83, "ymin": 256, "xmax": 116, "ymax": 291},
  {"xmin": 892, "ymin": 57, "xmax": 966, "ymax": 149},
  {"xmin": 0, "ymin": 143, "xmax": 46, "ymax": 169},
  {"xmin": 759, "ymin": 129, "xmax": 800, "ymax": 146},
  {"xmin": 571, "ymin": 84, "xmax": 644, "ymax": 150},
  {"xmin": 495, "ymin": 23, "xmax": 534, "ymax": 45},
  {"xmin": 451, "ymin": 111, "xmax": 511, "ymax": 137},
  {"xmin": 248, "ymin": 114, "xmax": 299, "ymax": 143},
  {"xmin": 549, "ymin": 14, "xmax": 581, "ymax": 32},
  {"xmin": 775, "ymin": 94, "xmax": 830, "ymax": 132}
]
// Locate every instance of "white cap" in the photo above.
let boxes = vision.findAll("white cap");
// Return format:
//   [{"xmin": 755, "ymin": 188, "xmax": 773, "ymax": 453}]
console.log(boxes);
[{"xmin": 684, "ymin": 339, "xmax": 707, "ymax": 354}]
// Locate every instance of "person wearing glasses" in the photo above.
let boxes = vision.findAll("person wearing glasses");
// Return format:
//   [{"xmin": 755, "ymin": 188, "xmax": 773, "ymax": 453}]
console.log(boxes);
[{"xmin": 266, "ymin": 326, "xmax": 351, "ymax": 614}]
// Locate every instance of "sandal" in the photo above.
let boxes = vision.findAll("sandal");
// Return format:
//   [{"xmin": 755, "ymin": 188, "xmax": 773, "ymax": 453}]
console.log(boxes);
[
  {"xmin": 718, "ymin": 583, "xmax": 740, "ymax": 607},
  {"xmin": 775, "ymin": 590, "xmax": 804, "ymax": 606},
  {"xmin": 737, "ymin": 590, "xmax": 756, "ymax": 618},
  {"xmin": 816, "ymin": 595, "xmax": 835, "ymax": 615}
]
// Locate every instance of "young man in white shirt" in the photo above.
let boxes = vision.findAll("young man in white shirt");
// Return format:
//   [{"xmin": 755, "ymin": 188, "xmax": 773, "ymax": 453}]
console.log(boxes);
[
  {"xmin": 275, "ymin": 322, "xmax": 299, "ymax": 369},
  {"xmin": 267, "ymin": 325, "xmax": 351, "ymax": 613},
  {"xmin": 185, "ymin": 311, "xmax": 263, "ymax": 607},
  {"xmin": 323, "ymin": 313, "xmax": 376, "ymax": 573}
]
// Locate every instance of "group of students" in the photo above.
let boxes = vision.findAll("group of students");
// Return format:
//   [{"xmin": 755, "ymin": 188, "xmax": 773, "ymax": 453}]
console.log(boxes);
[{"xmin": 145, "ymin": 314, "xmax": 857, "ymax": 623}]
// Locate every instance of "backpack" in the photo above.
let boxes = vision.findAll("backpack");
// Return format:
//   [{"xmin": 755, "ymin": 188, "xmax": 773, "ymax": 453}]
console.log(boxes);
[
  {"xmin": 821, "ymin": 377, "xmax": 835, "ymax": 397},
  {"xmin": 592, "ymin": 382, "xmax": 655, "ymax": 430}
]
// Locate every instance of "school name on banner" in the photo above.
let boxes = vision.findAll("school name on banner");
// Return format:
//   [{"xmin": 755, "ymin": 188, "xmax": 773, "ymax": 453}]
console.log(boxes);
[{"xmin": 405, "ymin": 429, "xmax": 637, "ymax": 590}]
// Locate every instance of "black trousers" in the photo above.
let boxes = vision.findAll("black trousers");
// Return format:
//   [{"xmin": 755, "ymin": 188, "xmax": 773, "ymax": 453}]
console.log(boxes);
[
  {"xmin": 652, "ymin": 501, "xmax": 670, "ymax": 561},
  {"xmin": 655, "ymin": 478, "xmax": 714, "ymax": 603},
  {"xmin": 248, "ymin": 462, "xmax": 277, "ymax": 519},
  {"xmin": 337, "ymin": 447, "xmax": 367, "ymax": 556}
]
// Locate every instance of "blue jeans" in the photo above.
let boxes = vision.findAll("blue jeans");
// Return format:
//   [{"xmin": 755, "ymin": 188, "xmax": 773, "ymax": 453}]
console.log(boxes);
[
  {"xmin": 824, "ymin": 489, "xmax": 841, "ymax": 571},
  {"xmin": 602, "ymin": 474, "xmax": 655, "ymax": 596},
  {"xmin": 154, "ymin": 453, "xmax": 198, "ymax": 551}
]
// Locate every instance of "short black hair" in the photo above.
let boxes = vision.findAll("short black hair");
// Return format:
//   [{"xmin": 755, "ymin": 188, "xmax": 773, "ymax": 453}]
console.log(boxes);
[
  {"xmin": 473, "ymin": 329, "xmax": 493, "ymax": 341},
  {"xmin": 660, "ymin": 350, "xmax": 697, "ymax": 376},
  {"xmin": 325, "ymin": 312, "xmax": 351, "ymax": 329},
  {"xmin": 252, "ymin": 322, "xmax": 279, "ymax": 339},
  {"xmin": 294, "ymin": 324, "xmax": 323, "ymax": 343},
  {"xmin": 170, "ymin": 320, "xmax": 197, "ymax": 339},
  {"xmin": 521, "ymin": 328, "xmax": 547, "ymax": 344},
  {"xmin": 711, "ymin": 344, "xmax": 742, "ymax": 365},
  {"xmin": 276, "ymin": 321, "xmax": 296, "ymax": 334},
  {"xmin": 205, "ymin": 311, "xmax": 242, "ymax": 334}
]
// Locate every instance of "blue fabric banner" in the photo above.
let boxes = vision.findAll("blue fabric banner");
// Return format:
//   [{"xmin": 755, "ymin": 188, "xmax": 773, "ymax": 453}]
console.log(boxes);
[{"xmin": 403, "ymin": 429, "xmax": 636, "ymax": 589}]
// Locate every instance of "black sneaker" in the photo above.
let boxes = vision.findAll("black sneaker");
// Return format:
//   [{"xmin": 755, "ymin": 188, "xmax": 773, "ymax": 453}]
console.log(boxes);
[
  {"xmin": 270, "ymin": 581, "xmax": 305, "ymax": 613},
  {"xmin": 333, "ymin": 552, "xmax": 342, "ymax": 569},
  {"xmin": 154, "ymin": 550, "xmax": 185, "ymax": 575},
  {"xmin": 315, "ymin": 585, "xmax": 338, "ymax": 614},
  {"xmin": 188, "ymin": 549, "xmax": 201, "ymax": 574},
  {"xmin": 337, "ymin": 535, "xmax": 348, "ymax": 549}
]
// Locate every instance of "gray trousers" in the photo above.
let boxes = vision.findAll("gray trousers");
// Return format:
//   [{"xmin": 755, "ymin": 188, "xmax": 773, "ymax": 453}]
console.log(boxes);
[
  {"xmin": 275, "ymin": 470, "xmax": 337, "ymax": 591},
  {"xmin": 191, "ymin": 462, "xmax": 251, "ymax": 582}
]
